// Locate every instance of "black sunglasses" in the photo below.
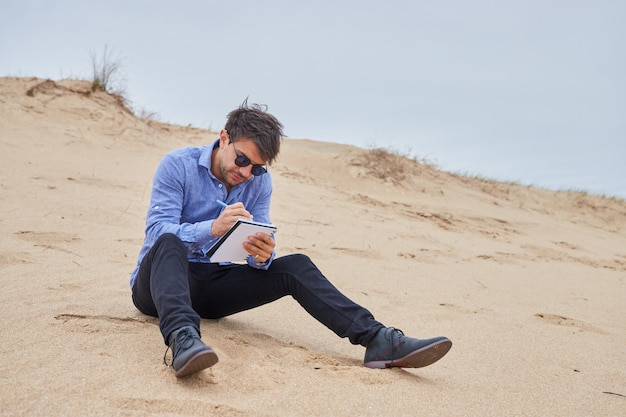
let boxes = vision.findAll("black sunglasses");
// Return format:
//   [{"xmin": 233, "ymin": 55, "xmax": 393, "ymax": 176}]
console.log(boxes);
[{"xmin": 231, "ymin": 141, "xmax": 267, "ymax": 176}]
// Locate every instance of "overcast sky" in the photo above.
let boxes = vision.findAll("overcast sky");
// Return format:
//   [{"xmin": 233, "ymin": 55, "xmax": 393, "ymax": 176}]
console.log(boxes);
[{"xmin": 2, "ymin": 0, "xmax": 625, "ymax": 198}]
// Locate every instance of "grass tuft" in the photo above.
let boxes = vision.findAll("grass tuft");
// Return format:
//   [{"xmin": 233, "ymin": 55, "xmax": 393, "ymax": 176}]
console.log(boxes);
[
  {"xmin": 349, "ymin": 146, "xmax": 434, "ymax": 185},
  {"xmin": 89, "ymin": 44, "xmax": 124, "ymax": 94}
]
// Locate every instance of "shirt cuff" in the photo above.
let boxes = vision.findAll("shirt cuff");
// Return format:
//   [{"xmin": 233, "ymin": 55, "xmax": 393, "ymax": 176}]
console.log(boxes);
[{"xmin": 247, "ymin": 251, "xmax": 275, "ymax": 269}]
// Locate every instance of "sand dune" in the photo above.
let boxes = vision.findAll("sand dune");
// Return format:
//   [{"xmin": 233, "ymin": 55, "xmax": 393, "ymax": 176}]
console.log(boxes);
[{"xmin": 1, "ymin": 77, "xmax": 624, "ymax": 416}]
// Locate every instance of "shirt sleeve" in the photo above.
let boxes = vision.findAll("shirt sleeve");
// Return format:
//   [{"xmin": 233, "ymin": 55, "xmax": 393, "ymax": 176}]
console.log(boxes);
[{"xmin": 144, "ymin": 154, "xmax": 215, "ymax": 252}]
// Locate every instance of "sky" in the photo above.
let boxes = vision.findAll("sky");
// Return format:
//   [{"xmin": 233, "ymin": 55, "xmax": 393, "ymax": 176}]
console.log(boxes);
[{"xmin": 2, "ymin": 0, "xmax": 625, "ymax": 198}]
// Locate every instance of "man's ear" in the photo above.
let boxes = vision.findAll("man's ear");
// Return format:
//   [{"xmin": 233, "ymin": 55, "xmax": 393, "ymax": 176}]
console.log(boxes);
[{"xmin": 219, "ymin": 129, "xmax": 229, "ymax": 146}]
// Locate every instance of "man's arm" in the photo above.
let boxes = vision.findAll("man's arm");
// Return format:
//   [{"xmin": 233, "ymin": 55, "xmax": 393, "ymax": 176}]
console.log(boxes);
[{"xmin": 144, "ymin": 154, "xmax": 216, "ymax": 253}]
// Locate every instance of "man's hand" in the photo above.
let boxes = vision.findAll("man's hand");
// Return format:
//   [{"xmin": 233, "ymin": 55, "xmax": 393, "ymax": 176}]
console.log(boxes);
[
  {"xmin": 243, "ymin": 232, "xmax": 275, "ymax": 263},
  {"xmin": 211, "ymin": 202, "xmax": 252, "ymax": 237}
]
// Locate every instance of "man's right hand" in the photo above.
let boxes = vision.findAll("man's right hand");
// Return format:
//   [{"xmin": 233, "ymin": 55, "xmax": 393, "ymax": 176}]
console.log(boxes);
[{"xmin": 211, "ymin": 202, "xmax": 253, "ymax": 237}]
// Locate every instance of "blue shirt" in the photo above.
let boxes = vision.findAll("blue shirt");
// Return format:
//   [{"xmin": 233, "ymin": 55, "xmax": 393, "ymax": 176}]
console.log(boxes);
[{"xmin": 130, "ymin": 139, "xmax": 275, "ymax": 288}]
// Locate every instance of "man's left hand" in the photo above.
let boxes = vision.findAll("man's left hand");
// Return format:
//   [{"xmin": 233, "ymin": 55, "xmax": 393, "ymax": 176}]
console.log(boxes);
[{"xmin": 244, "ymin": 232, "xmax": 275, "ymax": 263}]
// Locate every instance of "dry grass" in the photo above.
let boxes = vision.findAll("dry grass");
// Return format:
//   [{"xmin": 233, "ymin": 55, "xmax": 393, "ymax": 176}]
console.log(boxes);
[
  {"xmin": 88, "ymin": 45, "xmax": 133, "ymax": 111},
  {"xmin": 89, "ymin": 45, "xmax": 124, "ymax": 93},
  {"xmin": 349, "ymin": 146, "xmax": 433, "ymax": 185}
]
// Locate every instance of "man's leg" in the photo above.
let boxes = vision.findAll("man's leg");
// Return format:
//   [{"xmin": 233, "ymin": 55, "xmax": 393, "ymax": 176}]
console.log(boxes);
[
  {"xmin": 131, "ymin": 233, "xmax": 201, "ymax": 342},
  {"xmin": 131, "ymin": 234, "xmax": 218, "ymax": 377},
  {"xmin": 190, "ymin": 253, "xmax": 452, "ymax": 369},
  {"xmin": 190, "ymin": 253, "xmax": 385, "ymax": 347}
]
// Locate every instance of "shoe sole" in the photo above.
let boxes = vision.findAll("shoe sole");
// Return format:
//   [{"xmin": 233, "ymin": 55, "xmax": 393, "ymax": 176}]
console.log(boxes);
[
  {"xmin": 174, "ymin": 349, "xmax": 219, "ymax": 378},
  {"xmin": 364, "ymin": 338, "xmax": 452, "ymax": 369}
]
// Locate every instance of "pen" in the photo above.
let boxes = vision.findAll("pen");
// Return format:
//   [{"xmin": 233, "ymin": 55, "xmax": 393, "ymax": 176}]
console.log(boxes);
[{"xmin": 216, "ymin": 199, "xmax": 228, "ymax": 208}]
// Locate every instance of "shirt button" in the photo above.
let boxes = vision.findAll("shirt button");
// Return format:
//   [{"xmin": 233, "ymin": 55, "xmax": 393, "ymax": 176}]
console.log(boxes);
[{"xmin": 218, "ymin": 184, "xmax": 223, "ymax": 188}]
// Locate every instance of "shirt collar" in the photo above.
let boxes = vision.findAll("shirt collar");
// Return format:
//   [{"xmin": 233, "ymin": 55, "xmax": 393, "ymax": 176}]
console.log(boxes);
[{"xmin": 198, "ymin": 139, "xmax": 220, "ymax": 175}]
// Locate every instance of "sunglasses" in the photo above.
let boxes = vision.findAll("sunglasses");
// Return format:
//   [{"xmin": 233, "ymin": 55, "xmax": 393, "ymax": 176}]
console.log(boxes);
[{"xmin": 231, "ymin": 141, "xmax": 267, "ymax": 176}]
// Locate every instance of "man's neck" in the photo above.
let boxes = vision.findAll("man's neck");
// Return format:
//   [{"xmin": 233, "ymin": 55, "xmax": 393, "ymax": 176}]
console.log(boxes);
[{"xmin": 210, "ymin": 147, "xmax": 231, "ymax": 193}]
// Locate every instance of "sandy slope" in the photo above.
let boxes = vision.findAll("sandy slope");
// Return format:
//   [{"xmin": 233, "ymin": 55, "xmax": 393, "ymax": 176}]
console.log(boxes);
[{"xmin": 1, "ymin": 77, "xmax": 624, "ymax": 417}]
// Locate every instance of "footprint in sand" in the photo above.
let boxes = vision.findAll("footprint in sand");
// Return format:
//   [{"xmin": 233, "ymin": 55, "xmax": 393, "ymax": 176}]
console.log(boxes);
[{"xmin": 534, "ymin": 313, "xmax": 606, "ymax": 334}]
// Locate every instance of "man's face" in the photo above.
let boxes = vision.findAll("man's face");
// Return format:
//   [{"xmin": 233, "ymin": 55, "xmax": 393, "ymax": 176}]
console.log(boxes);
[{"xmin": 214, "ymin": 131, "xmax": 266, "ymax": 189}]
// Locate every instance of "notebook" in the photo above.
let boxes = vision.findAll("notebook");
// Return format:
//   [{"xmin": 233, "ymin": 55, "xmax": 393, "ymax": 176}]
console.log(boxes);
[{"xmin": 206, "ymin": 218, "xmax": 277, "ymax": 263}]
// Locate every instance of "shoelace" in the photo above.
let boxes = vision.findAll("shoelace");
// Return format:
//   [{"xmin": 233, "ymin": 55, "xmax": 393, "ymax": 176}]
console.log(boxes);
[
  {"xmin": 385, "ymin": 327, "xmax": 405, "ymax": 365},
  {"xmin": 163, "ymin": 346, "xmax": 173, "ymax": 367},
  {"xmin": 163, "ymin": 328, "xmax": 195, "ymax": 367}
]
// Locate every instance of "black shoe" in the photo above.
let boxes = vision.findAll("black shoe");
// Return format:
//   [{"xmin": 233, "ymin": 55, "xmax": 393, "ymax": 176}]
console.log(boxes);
[
  {"xmin": 364, "ymin": 327, "xmax": 452, "ymax": 369},
  {"xmin": 165, "ymin": 326, "xmax": 218, "ymax": 377}
]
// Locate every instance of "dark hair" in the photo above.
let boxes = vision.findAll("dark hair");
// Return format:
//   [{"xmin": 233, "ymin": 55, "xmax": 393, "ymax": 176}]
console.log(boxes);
[{"xmin": 225, "ymin": 98, "xmax": 284, "ymax": 165}]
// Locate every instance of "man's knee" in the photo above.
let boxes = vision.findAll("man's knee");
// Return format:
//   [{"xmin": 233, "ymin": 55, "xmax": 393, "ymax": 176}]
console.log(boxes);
[
  {"xmin": 155, "ymin": 233, "xmax": 183, "ymax": 246},
  {"xmin": 274, "ymin": 253, "xmax": 316, "ymax": 273},
  {"xmin": 153, "ymin": 233, "xmax": 186, "ymax": 254},
  {"xmin": 270, "ymin": 253, "xmax": 321, "ymax": 279}
]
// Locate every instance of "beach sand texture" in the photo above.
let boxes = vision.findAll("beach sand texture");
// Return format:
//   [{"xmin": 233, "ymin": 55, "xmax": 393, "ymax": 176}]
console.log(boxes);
[{"xmin": 1, "ymin": 77, "xmax": 625, "ymax": 416}]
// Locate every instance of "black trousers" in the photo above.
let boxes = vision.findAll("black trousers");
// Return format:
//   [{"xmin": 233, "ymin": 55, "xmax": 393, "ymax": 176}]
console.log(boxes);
[{"xmin": 132, "ymin": 233, "xmax": 384, "ymax": 346}]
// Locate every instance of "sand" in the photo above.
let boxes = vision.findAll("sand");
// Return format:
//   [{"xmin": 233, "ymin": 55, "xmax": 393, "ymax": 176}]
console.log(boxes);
[{"xmin": 1, "ymin": 77, "xmax": 624, "ymax": 416}]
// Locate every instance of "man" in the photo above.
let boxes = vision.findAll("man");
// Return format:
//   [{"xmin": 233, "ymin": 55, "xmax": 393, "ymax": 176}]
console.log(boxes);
[{"xmin": 130, "ymin": 101, "xmax": 452, "ymax": 377}]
